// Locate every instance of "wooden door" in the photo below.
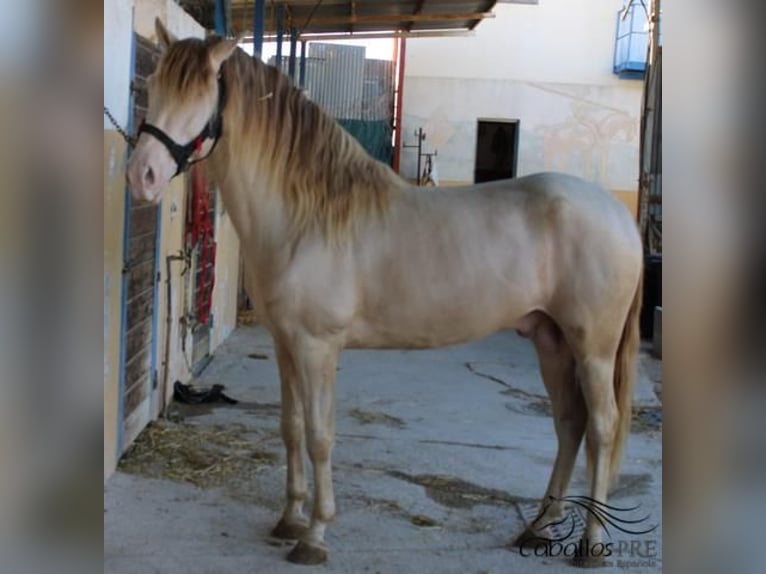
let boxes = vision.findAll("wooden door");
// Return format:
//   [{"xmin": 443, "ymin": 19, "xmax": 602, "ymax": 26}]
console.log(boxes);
[{"xmin": 119, "ymin": 34, "xmax": 162, "ymax": 452}]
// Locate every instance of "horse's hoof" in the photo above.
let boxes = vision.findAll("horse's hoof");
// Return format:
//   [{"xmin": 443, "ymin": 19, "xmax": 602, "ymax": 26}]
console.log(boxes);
[
  {"xmin": 510, "ymin": 527, "xmax": 550, "ymax": 549},
  {"xmin": 270, "ymin": 518, "xmax": 308, "ymax": 540},
  {"xmin": 286, "ymin": 540, "xmax": 329, "ymax": 565},
  {"xmin": 571, "ymin": 552, "xmax": 606, "ymax": 569}
]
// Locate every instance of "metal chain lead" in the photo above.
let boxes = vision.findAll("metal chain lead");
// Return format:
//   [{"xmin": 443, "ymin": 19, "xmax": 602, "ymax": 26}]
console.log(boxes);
[{"xmin": 104, "ymin": 106, "xmax": 136, "ymax": 149}]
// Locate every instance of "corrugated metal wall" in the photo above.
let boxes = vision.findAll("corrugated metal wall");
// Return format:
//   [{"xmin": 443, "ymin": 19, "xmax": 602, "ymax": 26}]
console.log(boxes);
[
  {"xmin": 272, "ymin": 49, "xmax": 393, "ymax": 121},
  {"xmin": 269, "ymin": 43, "xmax": 394, "ymax": 164},
  {"xmin": 361, "ymin": 58, "xmax": 394, "ymax": 121},
  {"xmin": 307, "ymin": 43, "xmax": 365, "ymax": 119}
]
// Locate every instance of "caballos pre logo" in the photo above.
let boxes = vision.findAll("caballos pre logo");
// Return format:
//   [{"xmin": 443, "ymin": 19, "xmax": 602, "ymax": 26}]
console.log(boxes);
[{"xmin": 519, "ymin": 495, "xmax": 659, "ymax": 563}]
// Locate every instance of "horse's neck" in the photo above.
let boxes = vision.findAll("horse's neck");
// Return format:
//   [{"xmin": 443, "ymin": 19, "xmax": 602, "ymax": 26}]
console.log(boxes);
[
  {"xmin": 209, "ymin": 151, "xmax": 293, "ymax": 263},
  {"xmin": 208, "ymin": 64, "xmax": 292, "ymax": 251}
]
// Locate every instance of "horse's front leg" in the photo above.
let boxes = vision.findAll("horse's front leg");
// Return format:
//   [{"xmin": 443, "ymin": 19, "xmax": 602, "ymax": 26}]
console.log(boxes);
[
  {"xmin": 271, "ymin": 341, "xmax": 309, "ymax": 540},
  {"xmin": 286, "ymin": 336, "xmax": 339, "ymax": 565}
]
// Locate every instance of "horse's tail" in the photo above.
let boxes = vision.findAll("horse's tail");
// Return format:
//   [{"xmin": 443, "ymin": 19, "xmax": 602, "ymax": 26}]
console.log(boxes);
[
  {"xmin": 586, "ymin": 267, "xmax": 643, "ymax": 488},
  {"xmin": 609, "ymin": 267, "xmax": 643, "ymax": 486}
]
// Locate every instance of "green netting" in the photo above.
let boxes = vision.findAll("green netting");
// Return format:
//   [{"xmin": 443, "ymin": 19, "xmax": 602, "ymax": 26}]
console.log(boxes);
[{"xmin": 337, "ymin": 119, "xmax": 393, "ymax": 166}]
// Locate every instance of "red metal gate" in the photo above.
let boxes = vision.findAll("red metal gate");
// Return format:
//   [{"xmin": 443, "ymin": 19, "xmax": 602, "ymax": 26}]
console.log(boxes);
[{"xmin": 186, "ymin": 161, "xmax": 217, "ymax": 371}]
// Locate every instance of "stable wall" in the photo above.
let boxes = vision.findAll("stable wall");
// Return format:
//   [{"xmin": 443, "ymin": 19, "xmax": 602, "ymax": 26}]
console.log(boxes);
[
  {"xmin": 104, "ymin": 0, "xmax": 134, "ymax": 480},
  {"xmin": 104, "ymin": 0, "xmax": 241, "ymax": 479},
  {"xmin": 400, "ymin": 0, "xmax": 643, "ymax": 216},
  {"xmin": 104, "ymin": 133, "xmax": 128, "ymax": 478},
  {"xmin": 135, "ymin": 0, "xmax": 209, "ymax": 41},
  {"xmin": 211, "ymin": 207, "xmax": 241, "ymax": 349}
]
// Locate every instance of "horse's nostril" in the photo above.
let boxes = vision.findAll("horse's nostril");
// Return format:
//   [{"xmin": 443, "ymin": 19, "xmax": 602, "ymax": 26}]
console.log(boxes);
[{"xmin": 145, "ymin": 166, "xmax": 155, "ymax": 186}]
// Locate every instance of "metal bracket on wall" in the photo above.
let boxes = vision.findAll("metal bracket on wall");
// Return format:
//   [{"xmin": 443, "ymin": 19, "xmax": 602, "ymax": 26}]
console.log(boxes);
[{"xmin": 403, "ymin": 127, "xmax": 437, "ymax": 185}]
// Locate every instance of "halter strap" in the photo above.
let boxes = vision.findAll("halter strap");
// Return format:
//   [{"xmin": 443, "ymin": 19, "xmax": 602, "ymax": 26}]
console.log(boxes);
[{"xmin": 137, "ymin": 74, "xmax": 227, "ymax": 177}]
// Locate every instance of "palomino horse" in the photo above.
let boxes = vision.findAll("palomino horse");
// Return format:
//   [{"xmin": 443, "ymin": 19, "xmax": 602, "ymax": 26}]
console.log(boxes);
[{"xmin": 127, "ymin": 20, "xmax": 643, "ymax": 568}]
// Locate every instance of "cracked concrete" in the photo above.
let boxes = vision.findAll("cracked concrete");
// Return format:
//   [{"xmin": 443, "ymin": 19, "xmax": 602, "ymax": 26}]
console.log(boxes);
[{"xmin": 105, "ymin": 326, "xmax": 662, "ymax": 573}]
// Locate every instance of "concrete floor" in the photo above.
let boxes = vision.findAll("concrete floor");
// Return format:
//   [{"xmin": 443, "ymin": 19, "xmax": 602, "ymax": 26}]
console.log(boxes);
[{"xmin": 105, "ymin": 326, "xmax": 662, "ymax": 574}]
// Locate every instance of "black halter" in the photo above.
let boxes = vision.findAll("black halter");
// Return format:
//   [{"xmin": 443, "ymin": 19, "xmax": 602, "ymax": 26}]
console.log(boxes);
[{"xmin": 137, "ymin": 74, "xmax": 227, "ymax": 177}]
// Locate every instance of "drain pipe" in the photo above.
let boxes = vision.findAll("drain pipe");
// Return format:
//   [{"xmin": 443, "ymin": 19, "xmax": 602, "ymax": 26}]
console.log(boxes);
[{"xmin": 161, "ymin": 251, "xmax": 188, "ymax": 417}]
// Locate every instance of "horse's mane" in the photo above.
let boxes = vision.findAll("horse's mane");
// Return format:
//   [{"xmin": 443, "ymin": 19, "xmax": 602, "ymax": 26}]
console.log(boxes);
[{"xmin": 156, "ymin": 38, "xmax": 405, "ymax": 241}]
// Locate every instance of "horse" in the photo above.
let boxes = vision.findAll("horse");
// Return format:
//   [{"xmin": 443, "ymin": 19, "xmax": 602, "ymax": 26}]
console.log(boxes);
[{"xmin": 127, "ymin": 19, "xmax": 643, "ymax": 568}]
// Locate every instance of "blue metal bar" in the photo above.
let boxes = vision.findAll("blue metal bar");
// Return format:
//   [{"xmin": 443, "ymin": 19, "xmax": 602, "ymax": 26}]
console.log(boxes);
[
  {"xmin": 299, "ymin": 40, "xmax": 307, "ymax": 88},
  {"xmin": 288, "ymin": 27, "xmax": 298, "ymax": 81},
  {"xmin": 275, "ymin": 4, "xmax": 284, "ymax": 69},
  {"xmin": 252, "ymin": 0, "xmax": 265, "ymax": 58},
  {"xmin": 214, "ymin": 0, "xmax": 226, "ymax": 35}
]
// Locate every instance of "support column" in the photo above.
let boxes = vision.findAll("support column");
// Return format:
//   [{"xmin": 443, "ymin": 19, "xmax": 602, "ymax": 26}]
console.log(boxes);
[
  {"xmin": 288, "ymin": 27, "xmax": 298, "ymax": 82},
  {"xmin": 214, "ymin": 0, "xmax": 227, "ymax": 35},
  {"xmin": 275, "ymin": 4, "xmax": 285, "ymax": 70},
  {"xmin": 299, "ymin": 40, "xmax": 307, "ymax": 88},
  {"xmin": 392, "ymin": 38, "xmax": 406, "ymax": 173},
  {"xmin": 252, "ymin": 0, "xmax": 265, "ymax": 58}
]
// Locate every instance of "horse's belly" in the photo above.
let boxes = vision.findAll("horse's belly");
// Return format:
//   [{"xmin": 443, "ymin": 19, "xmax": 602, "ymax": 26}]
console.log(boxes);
[{"xmin": 344, "ymin": 297, "xmax": 527, "ymax": 349}]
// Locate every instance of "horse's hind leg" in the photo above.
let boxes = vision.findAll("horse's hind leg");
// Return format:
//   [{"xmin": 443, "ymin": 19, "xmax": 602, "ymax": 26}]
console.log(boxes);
[
  {"xmin": 573, "ymin": 354, "xmax": 619, "ymax": 568},
  {"xmin": 512, "ymin": 316, "xmax": 586, "ymax": 547},
  {"xmin": 271, "ymin": 340, "xmax": 309, "ymax": 540}
]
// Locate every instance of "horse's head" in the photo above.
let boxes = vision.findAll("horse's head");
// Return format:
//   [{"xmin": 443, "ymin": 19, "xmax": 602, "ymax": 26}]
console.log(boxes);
[{"xmin": 127, "ymin": 18, "xmax": 237, "ymax": 203}]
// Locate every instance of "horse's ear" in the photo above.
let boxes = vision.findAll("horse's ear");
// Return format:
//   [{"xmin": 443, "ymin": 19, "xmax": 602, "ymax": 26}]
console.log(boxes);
[
  {"xmin": 209, "ymin": 37, "xmax": 239, "ymax": 72},
  {"xmin": 155, "ymin": 18, "xmax": 176, "ymax": 50}
]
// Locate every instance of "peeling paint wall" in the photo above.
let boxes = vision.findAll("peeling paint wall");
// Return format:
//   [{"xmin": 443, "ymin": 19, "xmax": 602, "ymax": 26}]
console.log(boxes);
[
  {"xmin": 104, "ymin": 0, "xmax": 241, "ymax": 480},
  {"xmin": 401, "ymin": 0, "xmax": 643, "ymax": 216}
]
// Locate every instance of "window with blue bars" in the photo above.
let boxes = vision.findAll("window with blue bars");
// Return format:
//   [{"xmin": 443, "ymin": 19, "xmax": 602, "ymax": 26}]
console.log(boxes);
[{"xmin": 613, "ymin": 3, "xmax": 658, "ymax": 79}]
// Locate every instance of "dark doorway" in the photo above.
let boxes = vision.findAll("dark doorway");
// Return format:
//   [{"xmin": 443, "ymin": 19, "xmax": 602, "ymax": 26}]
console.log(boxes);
[{"xmin": 474, "ymin": 119, "xmax": 519, "ymax": 183}]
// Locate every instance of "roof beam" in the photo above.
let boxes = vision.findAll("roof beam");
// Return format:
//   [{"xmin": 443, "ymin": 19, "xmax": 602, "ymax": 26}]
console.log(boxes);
[
  {"xmin": 241, "ymin": 29, "xmax": 476, "ymax": 42},
  {"xmin": 304, "ymin": 11, "xmax": 494, "ymax": 26},
  {"xmin": 408, "ymin": 0, "xmax": 427, "ymax": 32},
  {"xmin": 236, "ymin": 10, "xmax": 495, "ymax": 29}
]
